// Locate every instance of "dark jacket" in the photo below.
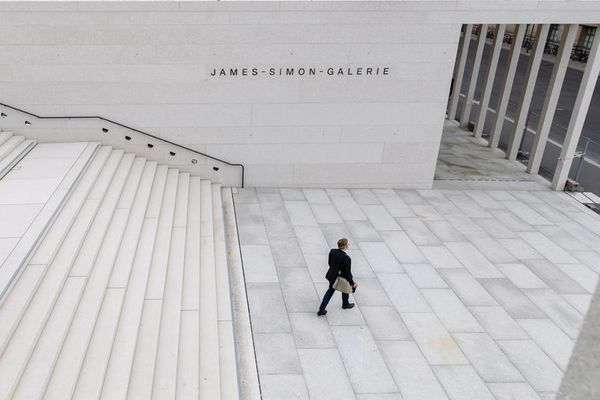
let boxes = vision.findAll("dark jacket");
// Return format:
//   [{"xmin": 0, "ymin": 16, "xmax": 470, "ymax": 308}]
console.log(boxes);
[{"xmin": 325, "ymin": 248, "xmax": 354, "ymax": 287}]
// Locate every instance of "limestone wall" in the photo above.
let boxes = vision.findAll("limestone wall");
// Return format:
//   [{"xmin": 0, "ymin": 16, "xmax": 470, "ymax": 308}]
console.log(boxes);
[{"xmin": 1, "ymin": 1, "xmax": 599, "ymax": 187}]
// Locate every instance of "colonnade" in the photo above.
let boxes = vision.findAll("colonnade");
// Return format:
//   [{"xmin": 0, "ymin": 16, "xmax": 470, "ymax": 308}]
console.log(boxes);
[{"xmin": 447, "ymin": 23, "xmax": 600, "ymax": 191}]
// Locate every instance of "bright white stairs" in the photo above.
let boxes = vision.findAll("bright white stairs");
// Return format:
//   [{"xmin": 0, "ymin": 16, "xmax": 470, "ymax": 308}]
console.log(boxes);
[
  {"xmin": 0, "ymin": 142, "xmax": 241, "ymax": 399},
  {"xmin": 0, "ymin": 132, "xmax": 36, "ymax": 179}
]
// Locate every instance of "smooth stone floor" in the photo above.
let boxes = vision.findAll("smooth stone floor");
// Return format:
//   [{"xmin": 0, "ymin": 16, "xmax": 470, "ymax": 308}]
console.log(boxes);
[
  {"xmin": 436, "ymin": 120, "xmax": 549, "ymax": 189},
  {"xmin": 234, "ymin": 185, "xmax": 600, "ymax": 400},
  {"xmin": 233, "ymin": 124, "xmax": 600, "ymax": 400}
]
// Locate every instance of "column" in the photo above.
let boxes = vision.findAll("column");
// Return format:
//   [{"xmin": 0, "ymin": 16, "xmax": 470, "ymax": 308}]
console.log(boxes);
[
  {"xmin": 489, "ymin": 24, "xmax": 527, "ymax": 149},
  {"xmin": 448, "ymin": 24, "xmax": 473, "ymax": 121},
  {"xmin": 449, "ymin": 25, "xmax": 466, "ymax": 103},
  {"xmin": 506, "ymin": 24, "xmax": 550, "ymax": 161},
  {"xmin": 528, "ymin": 24, "xmax": 578, "ymax": 174},
  {"xmin": 552, "ymin": 29, "xmax": 600, "ymax": 191},
  {"xmin": 460, "ymin": 24, "xmax": 489, "ymax": 127},
  {"xmin": 474, "ymin": 24, "xmax": 506, "ymax": 138}
]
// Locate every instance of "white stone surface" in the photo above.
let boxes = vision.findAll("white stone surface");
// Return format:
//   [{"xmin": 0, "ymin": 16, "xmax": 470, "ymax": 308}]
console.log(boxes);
[
  {"xmin": 469, "ymin": 306, "xmax": 528, "ymax": 340},
  {"xmin": 517, "ymin": 319, "xmax": 574, "ymax": 371},
  {"xmin": 422, "ymin": 289, "xmax": 483, "ymax": 333},
  {"xmin": 379, "ymin": 341, "xmax": 449, "ymax": 400},
  {"xmin": 235, "ymin": 183, "xmax": 600, "ymax": 399},
  {"xmin": 453, "ymin": 333, "xmax": 523, "ymax": 382},
  {"xmin": 438, "ymin": 269, "xmax": 497, "ymax": 306},
  {"xmin": 497, "ymin": 264, "xmax": 548, "ymax": 289},
  {"xmin": 421, "ymin": 246, "xmax": 463, "ymax": 269},
  {"xmin": 498, "ymin": 341, "xmax": 563, "ymax": 392},
  {"xmin": 240, "ymin": 245, "xmax": 279, "ymax": 283},
  {"xmin": 331, "ymin": 325, "xmax": 398, "ymax": 394},
  {"xmin": 359, "ymin": 242, "xmax": 402, "ymax": 273},
  {"xmin": 381, "ymin": 231, "xmax": 426, "ymax": 263},
  {"xmin": 445, "ymin": 242, "xmax": 502, "ymax": 278},
  {"xmin": 360, "ymin": 306, "xmax": 410, "ymax": 340},
  {"xmin": 523, "ymin": 289, "xmax": 583, "ymax": 340},
  {"xmin": 379, "ymin": 273, "xmax": 430, "ymax": 313},
  {"xmin": 402, "ymin": 313, "xmax": 467, "ymax": 365},
  {"xmin": 434, "ymin": 365, "xmax": 496, "ymax": 400},
  {"xmin": 488, "ymin": 383, "xmax": 542, "ymax": 400},
  {"xmin": 404, "ymin": 264, "xmax": 447, "ymax": 288},
  {"xmin": 299, "ymin": 349, "xmax": 356, "ymax": 400}
]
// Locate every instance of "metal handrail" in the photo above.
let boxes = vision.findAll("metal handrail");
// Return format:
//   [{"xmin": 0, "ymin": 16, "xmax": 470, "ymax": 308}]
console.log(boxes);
[{"xmin": 0, "ymin": 102, "xmax": 245, "ymax": 187}]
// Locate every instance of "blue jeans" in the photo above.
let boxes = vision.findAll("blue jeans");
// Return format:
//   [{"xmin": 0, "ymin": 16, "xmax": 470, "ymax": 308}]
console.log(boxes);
[{"xmin": 319, "ymin": 287, "xmax": 350, "ymax": 312}]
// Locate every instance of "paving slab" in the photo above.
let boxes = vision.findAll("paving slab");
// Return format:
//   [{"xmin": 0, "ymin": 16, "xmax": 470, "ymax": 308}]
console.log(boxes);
[
  {"xmin": 360, "ymin": 306, "xmax": 411, "ymax": 341},
  {"xmin": 480, "ymin": 278, "xmax": 546, "ymax": 319},
  {"xmin": 488, "ymin": 382, "xmax": 542, "ymax": 400},
  {"xmin": 497, "ymin": 263, "xmax": 548, "ymax": 289},
  {"xmin": 433, "ymin": 365, "xmax": 496, "ymax": 400},
  {"xmin": 373, "ymin": 189, "xmax": 414, "ymax": 218},
  {"xmin": 346, "ymin": 220, "xmax": 381, "ymax": 242},
  {"xmin": 261, "ymin": 374, "xmax": 310, "ymax": 400},
  {"xmin": 469, "ymin": 306, "xmax": 529, "ymax": 340},
  {"xmin": 351, "ymin": 278, "xmax": 391, "ymax": 306},
  {"xmin": 362, "ymin": 205, "xmax": 402, "ymax": 231},
  {"xmin": 420, "ymin": 246, "xmax": 464, "ymax": 269},
  {"xmin": 240, "ymin": 245, "xmax": 278, "ymax": 283},
  {"xmin": 379, "ymin": 273, "xmax": 430, "ymax": 313},
  {"xmin": 523, "ymin": 289, "xmax": 583, "ymax": 340},
  {"xmin": 289, "ymin": 312, "xmax": 336, "ymax": 349},
  {"xmin": 331, "ymin": 325, "xmax": 399, "ymax": 394},
  {"xmin": 453, "ymin": 333, "xmax": 523, "ymax": 382},
  {"xmin": 402, "ymin": 313, "xmax": 467, "ymax": 365},
  {"xmin": 298, "ymin": 348, "xmax": 356, "ymax": 400},
  {"xmin": 359, "ymin": 242, "xmax": 403, "ymax": 273},
  {"xmin": 422, "ymin": 289, "xmax": 483, "ymax": 333},
  {"xmin": 254, "ymin": 333, "xmax": 302, "ymax": 374},
  {"xmin": 403, "ymin": 264, "xmax": 447, "ymax": 288},
  {"xmin": 311, "ymin": 204, "xmax": 343, "ymax": 224},
  {"xmin": 498, "ymin": 340, "xmax": 563, "ymax": 392},
  {"xmin": 517, "ymin": 319, "xmax": 574, "ymax": 371},
  {"xmin": 522, "ymin": 259, "xmax": 587, "ymax": 294},
  {"xmin": 379, "ymin": 341, "xmax": 449, "ymax": 400},
  {"xmin": 280, "ymin": 268, "xmax": 321, "ymax": 313},
  {"xmin": 381, "ymin": 231, "xmax": 426, "ymax": 263},
  {"xmin": 397, "ymin": 217, "xmax": 440, "ymax": 245},
  {"xmin": 438, "ymin": 269, "xmax": 497, "ymax": 306},
  {"xmin": 445, "ymin": 242, "xmax": 503, "ymax": 278}
]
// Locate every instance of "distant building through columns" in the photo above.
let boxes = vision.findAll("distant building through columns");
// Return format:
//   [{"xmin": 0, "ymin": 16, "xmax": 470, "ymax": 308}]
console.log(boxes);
[
  {"xmin": 460, "ymin": 24, "xmax": 488, "ymax": 128},
  {"xmin": 474, "ymin": 24, "xmax": 506, "ymax": 139},
  {"xmin": 528, "ymin": 24, "xmax": 578, "ymax": 175}
]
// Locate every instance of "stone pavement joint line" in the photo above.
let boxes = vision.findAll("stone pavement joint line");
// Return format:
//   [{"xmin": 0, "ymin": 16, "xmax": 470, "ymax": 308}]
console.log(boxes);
[{"xmin": 234, "ymin": 183, "xmax": 600, "ymax": 400}]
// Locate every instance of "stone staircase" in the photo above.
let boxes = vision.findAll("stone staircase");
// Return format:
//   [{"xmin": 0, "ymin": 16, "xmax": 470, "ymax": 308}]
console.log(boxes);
[
  {"xmin": 0, "ymin": 132, "xmax": 36, "ymax": 179},
  {"xmin": 0, "ymin": 143, "xmax": 241, "ymax": 399}
]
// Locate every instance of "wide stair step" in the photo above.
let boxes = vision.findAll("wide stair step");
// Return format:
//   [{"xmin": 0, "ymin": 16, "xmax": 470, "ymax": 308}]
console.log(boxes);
[
  {"xmin": 0, "ymin": 142, "xmax": 243, "ymax": 399},
  {"xmin": 0, "ymin": 133, "xmax": 36, "ymax": 180},
  {"xmin": 0, "ymin": 142, "xmax": 99, "ymax": 300}
]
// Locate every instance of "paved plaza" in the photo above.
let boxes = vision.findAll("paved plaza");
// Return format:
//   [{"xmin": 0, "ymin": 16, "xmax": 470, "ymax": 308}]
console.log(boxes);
[
  {"xmin": 435, "ymin": 121, "xmax": 543, "ymax": 184},
  {"xmin": 233, "ymin": 124, "xmax": 600, "ymax": 400}
]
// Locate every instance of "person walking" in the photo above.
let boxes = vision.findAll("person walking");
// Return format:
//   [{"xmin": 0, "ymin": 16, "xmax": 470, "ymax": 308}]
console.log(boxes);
[{"xmin": 317, "ymin": 238, "xmax": 358, "ymax": 316}]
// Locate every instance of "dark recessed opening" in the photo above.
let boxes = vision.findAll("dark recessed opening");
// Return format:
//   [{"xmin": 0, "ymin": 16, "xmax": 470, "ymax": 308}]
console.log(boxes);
[
  {"xmin": 169, "ymin": 151, "xmax": 176, "ymax": 156},
  {"xmin": 102, "ymin": 128, "xmax": 109, "ymax": 133},
  {"xmin": 147, "ymin": 143, "xmax": 154, "ymax": 148},
  {"xmin": 125, "ymin": 136, "xmax": 131, "ymax": 141},
  {"xmin": 213, "ymin": 167, "xmax": 219, "ymax": 171},
  {"xmin": 191, "ymin": 159, "xmax": 198, "ymax": 164},
  {"xmin": 0, "ymin": 113, "xmax": 7, "ymax": 118},
  {"xmin": 24, "ymin": 121, "xmax": 31, "ymax": 126}
]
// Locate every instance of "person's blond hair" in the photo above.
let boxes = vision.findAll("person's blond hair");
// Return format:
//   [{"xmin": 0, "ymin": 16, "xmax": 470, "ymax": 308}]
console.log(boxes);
[{"xmin": 337, "ymin": 238, "xmax": 348, "ymax": 249}]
